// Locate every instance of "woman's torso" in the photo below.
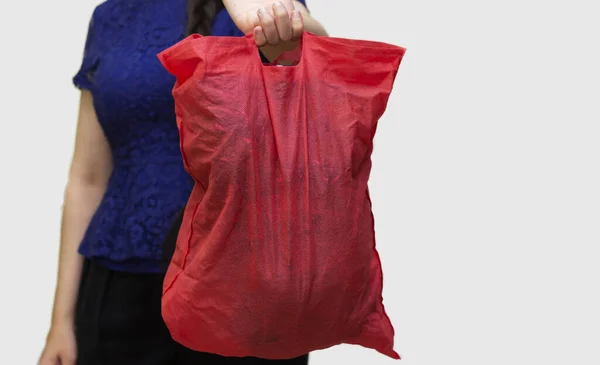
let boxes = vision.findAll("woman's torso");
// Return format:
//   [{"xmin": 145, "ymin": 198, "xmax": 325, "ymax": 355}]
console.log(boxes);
[{"xmin": 77, "ymin": 0, "xmax": 246, "ymax": 272}]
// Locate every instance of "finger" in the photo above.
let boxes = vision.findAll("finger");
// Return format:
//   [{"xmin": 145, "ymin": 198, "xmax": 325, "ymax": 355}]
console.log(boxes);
[
  {"xmin": 253, "ymin": 26, "xmax": 267, "ymax": 47},
  {"xmin": 63, "ymin": 354, "xmax": 77, "ymax": 365},
  {"xmin": 291, "ymin": 10, "xmax": 304, "ymax": 41},
  {"xmin": 257, "ymin": 7, "xmax": 279, "ymax": 45},
  {"xmin": 60, "ymin": 351, "xmax": 77, "ymax": 365},
  {"xmin": 272, "ymin": 1, "xmax": 292, "ymax": 41},
  {"xmin": 38, "ymin": 354, "xmax": 58, "ymax": 365},
  {"xmin": 280, "ymin": 0, "xmax": 296, "ymax": 13}
]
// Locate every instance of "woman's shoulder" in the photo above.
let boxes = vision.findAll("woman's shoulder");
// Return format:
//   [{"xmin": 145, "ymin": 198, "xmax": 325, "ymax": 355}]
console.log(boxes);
[
  {"xmin": 88, "ymin": 0, "xmax": 112, "ymax": 20},
  {"xmin": 85, "ymin": 0, "xmax": 187, "ymax": 48},
  {"xmin": 85, "ymin": 1, "xmax": 123, "ymax": 30},
  {"xmin": 89, "ymin": 0, "xmax": 186, "ymax": 26}
]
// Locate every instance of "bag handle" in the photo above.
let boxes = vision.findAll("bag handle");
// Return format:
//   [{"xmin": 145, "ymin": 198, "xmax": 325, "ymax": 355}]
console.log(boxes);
[
  {"xmin": 269, "ymin": 45, "xmax": 302, "ymax": 66},
  {"xmin": 244, "ymin": 31, "xmax": 312, "ymax": 68}
]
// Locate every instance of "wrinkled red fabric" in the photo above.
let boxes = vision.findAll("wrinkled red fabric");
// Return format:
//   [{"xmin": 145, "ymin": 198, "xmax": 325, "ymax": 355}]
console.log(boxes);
[{"xmin": 158, "ymin": 32, "xmax": 405, "ymax": 360}]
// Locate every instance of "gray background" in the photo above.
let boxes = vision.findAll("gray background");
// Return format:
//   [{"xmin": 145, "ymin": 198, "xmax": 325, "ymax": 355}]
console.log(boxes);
[{"xmin": 0, "ymin": 0, "xmax": 598, "ymax": 364}]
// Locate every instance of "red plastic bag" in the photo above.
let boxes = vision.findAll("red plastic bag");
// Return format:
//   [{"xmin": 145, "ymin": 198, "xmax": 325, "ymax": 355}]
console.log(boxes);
[{"xmin": 158, "ymin": 32, "xmax": 405, "ymax": 359}]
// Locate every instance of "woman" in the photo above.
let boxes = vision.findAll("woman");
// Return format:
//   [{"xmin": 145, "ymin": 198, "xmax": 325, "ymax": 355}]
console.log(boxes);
[{"xmin": 39, "ymin": 1, "xmax": 326, "ymax": 364}]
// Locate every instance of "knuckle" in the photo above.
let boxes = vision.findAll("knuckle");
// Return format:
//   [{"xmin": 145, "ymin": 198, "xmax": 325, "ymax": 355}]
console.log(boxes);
[
  {"xmin": 281, "ymin": 31, "xmax": 292, "ymax": 41},
  {"xmin": 262, "ymin": 17, "xmax": 275, "ymax": 29}
]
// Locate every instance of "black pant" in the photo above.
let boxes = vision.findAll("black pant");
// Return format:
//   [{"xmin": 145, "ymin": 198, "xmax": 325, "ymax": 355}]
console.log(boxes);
[{"xmin": 75, "ymin": 259, "xmax": 309, "ymax": 365}]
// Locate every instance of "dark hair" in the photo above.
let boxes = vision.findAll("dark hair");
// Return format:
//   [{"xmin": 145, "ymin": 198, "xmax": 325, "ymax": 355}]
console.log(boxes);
[{"xmin": 186, "ymin": 0, "xmax": 225, "ymax": 36}]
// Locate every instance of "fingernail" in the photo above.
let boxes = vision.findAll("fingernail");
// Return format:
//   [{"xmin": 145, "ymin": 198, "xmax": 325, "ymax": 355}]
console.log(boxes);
[
  {"xmin": 258, "ymin": 7, "xmax": 268, "ymax": 16},
  {"xmin": 292, "ymin": 10, "xmax": 302, "ymax": 19},
  {"xmin": 274, "ymin": 0, "xmax": 284, "ymax": 8}
]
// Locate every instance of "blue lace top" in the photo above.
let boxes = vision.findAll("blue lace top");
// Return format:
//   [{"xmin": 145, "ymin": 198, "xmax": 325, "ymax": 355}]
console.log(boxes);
[{"xmin": 73, "ymin": 0, "xmax": 268, "ymax": 273}]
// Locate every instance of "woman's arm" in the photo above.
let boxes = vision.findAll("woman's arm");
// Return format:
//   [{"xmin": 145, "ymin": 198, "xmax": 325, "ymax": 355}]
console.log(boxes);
[
  {"xmin": 40, "ymin": 90, "xmax": 112, "ymax": 365},
  {"xmin": 51, "ymin": 89, "xmax": 112, "ymax": 325}
]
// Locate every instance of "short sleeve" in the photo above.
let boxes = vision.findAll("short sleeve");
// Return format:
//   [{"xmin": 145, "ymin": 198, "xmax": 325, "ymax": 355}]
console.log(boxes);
[{"xmin": 73, "ymin": 10, "xmax": 101, "ymax": 90}]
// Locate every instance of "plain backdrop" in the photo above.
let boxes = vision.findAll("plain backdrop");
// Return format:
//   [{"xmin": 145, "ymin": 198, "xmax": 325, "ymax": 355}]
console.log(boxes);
[{"xmin": 0, "ymin": 0, "xmax": 599, "ymax": 364}]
